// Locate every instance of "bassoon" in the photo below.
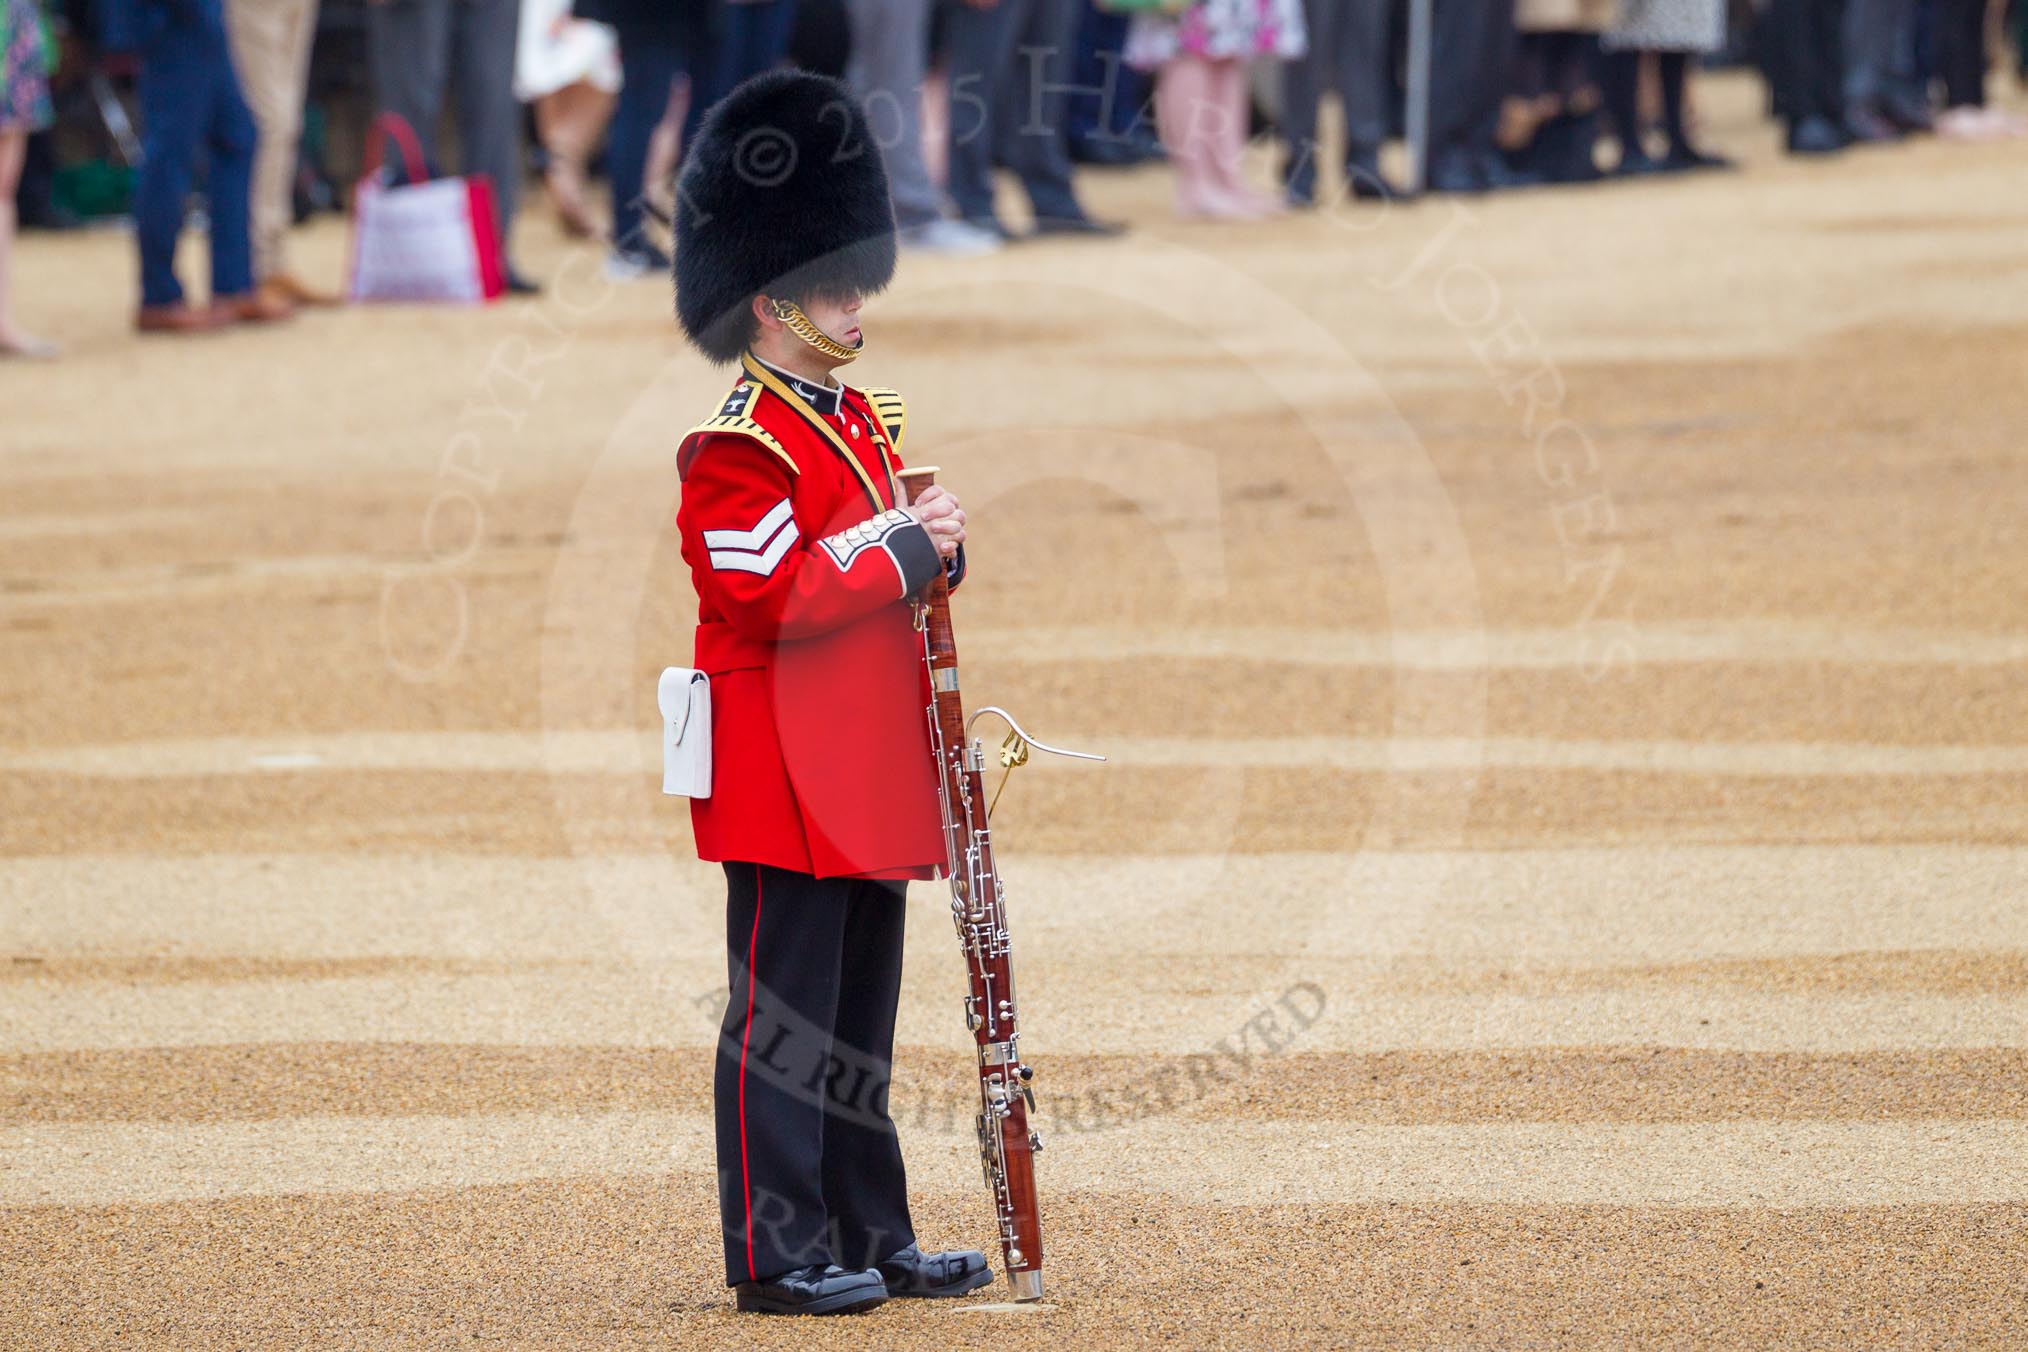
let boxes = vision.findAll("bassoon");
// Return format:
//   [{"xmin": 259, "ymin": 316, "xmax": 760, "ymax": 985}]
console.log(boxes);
[{"xmin": 897, "ymin": 466, "xmax": 1102, "ymax": 1304}]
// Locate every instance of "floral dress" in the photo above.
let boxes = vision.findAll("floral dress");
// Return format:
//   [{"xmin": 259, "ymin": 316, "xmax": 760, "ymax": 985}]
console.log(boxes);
[
  {"xmin": 1125, "ymin": 0, "xmax": 1308, "ymax": 69},
  {"xmin": 1, "ymin": 0, "xmax": 54, "ymax": 134}
]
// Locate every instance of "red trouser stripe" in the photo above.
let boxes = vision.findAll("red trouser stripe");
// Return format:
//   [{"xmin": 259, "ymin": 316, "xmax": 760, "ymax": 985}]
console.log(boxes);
[{"xmin": 737, "ymin": 869, "xmax": 763, "ymax": 1281}]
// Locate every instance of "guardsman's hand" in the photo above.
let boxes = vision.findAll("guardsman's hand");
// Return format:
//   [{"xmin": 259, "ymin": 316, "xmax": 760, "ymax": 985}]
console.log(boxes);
[{"xmin": 909, "ymin": 486, "xmax": 967, "ymax": 560}]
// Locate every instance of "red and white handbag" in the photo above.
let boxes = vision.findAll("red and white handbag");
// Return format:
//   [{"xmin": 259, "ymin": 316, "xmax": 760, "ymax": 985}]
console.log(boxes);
[{"xmin": 345, "ymin": 114, "xmax": 505, "ymax": 305}]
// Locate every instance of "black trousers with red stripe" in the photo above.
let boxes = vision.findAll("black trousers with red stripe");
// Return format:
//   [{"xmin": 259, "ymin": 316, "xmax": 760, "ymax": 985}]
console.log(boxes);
[{"xmin": 713, "ymin": 861, "xmax": 918, "ymax": 1286}]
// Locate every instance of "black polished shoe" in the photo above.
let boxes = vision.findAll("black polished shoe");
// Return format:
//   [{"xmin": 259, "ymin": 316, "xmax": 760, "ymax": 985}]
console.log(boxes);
[
  {"xmin": 1843, "ymin": 103, "xmax": 1902, "ymax": 144},
  {"xmin": 1616, "ymin": 144, "xmax": 1666, "ymax": 176},
  {"xmin": 1028, "ymin": 213, "xmax": 1127, "ymax": 239},
  {"xmin": 1786, "ymin": 115, "xmax": 1848, "ymax": 156},
  {"xmin": 1425, "ymin": 147, "xmax": 1486, "ymax": 194},
  {"xmin": 1879, "ymin": 89, "xmax": 1934, "ymax": 133},
  {"xmin": 1660, "ymin": 143, "xmax": 1736, "ymax": 172},
  {"xmin": 876, "ymin": 1244, "xmax": 993, "ymax": 1298},
  {"xmin": 1071, "ymin": 135, "xmax": 1154, "ymax": 167},
  {"xmin": 504, "ymin": 266, "xmax": 543, "ymax": 297},
  {"xmin": 733, "ymin": 1263, "xmax": 888, "ymax": 1315},
  {"xmin": 1345, "ymin": 148, "xmax": 1403, "ymax": 201}
]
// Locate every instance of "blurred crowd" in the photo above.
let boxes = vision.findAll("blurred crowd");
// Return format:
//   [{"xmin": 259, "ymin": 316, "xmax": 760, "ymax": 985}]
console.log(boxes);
[{"xmin": 2, "ymin": 0, "xmax": 2025, "ymax": 356}]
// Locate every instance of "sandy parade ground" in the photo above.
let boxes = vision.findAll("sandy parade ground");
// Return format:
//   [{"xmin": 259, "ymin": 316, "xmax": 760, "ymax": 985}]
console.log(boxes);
[{"xmin": 4, "ymin": 70, "xmax": 2028, "ymax": 1347}]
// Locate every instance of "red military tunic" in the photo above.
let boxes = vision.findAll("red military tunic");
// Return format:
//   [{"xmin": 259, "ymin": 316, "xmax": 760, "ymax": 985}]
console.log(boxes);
[{"xmin": 675, "ymin": 351, "xmax": 956, "ymax": 880}]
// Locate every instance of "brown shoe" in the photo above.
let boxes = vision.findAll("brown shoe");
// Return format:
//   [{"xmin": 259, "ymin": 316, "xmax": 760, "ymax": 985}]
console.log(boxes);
[
  {"xmin": 136, "ymin": 302, "xmax": 220, "ymax": 335},
  {"xmin": 210, "ymin": 289, "xmax": 295, "ymax": 325},
  {"xmin": 262, "ymin": 272, "xmax": 342, "ymax": 307}
]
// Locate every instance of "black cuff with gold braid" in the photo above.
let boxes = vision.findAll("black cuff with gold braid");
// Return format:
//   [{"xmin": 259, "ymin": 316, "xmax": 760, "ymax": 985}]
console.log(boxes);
[{"xmin": 819, "ymin": 508, "xmax": 942, "ymax": 598}]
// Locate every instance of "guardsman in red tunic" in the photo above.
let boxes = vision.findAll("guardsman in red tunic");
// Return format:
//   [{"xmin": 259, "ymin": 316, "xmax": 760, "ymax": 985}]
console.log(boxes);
[{"xmin": 671, "ymin": 71, "xmax": 992, "ymax": 1316}]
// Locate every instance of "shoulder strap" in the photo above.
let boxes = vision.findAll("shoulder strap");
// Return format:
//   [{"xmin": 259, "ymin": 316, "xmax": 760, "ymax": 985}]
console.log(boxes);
[
  {"xmin": 858, "ymin": 386, "xmax": 908, "ymax": 455},
  {"xmin": 680, "ymin": 381, "xmax": 799, "ymax": 477}
]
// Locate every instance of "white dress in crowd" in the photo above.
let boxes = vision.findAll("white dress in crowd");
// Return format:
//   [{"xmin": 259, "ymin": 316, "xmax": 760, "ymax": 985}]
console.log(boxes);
[
  {"xmin": 1602, "ymin": 0, "xmax": 1724, "ymax": 52},
  {"xmin": 514, "ymin": 0, "xmax": 622, "ymax": 102}
]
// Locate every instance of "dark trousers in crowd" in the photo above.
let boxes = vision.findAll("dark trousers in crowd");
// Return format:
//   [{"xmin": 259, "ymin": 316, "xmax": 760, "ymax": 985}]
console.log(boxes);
[
  {"xmin": 846, "ymin": 0, "xmax": 945, "ymax": 229},
  {"xmin": 133, "ymin": 15, "xmax": 256, "ymax": 307},
  {"xmin": 1933, "ymin": 0, "xmax": 1987, "ymax": 107},
  {"xmin": 1765, "ymin": 0, "xmax": 1848, "ymax": 129},
  {"xmin": 685, "ymin": 0, "xmax": 800, "ymax": 148},
  {"xmin": 1843, "ymin": 0, "xmax": 1917, "ymax": 106},
  {"xmin": 607, "ymin": 14, "xmax": 704, "ymax": 251},
  {"xmin": 366, "ymin": 0, "xmax": 522, "ymax": 248},
  {"xmin": 1428, "ymin": 0, "xmax": 1514, "ymax": 174},
  {"xmin": 1281, "ymin": 0, "xmax": 1391, "ymax": 197},
  {"xmin": 943, "ymin": 0, "xmax": 1088, "ymax": 227},
  {"xmin": 714, "ymin": 862, "xmax": 917, "ymax": 1286},
  {"xmin": 1066, "ymin": 4, "xmax": 1154, "ymax": 157}
]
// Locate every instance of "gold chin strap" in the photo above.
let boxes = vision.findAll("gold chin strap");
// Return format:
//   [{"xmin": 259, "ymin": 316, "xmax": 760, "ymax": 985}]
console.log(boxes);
[{"xmin": 771, "ymin": 297, "xmax": 863, "ymax": 363}]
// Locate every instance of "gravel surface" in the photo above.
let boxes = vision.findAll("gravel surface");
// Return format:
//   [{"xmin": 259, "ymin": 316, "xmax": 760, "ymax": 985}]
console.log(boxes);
[{"xmin": 5, "ymin": 69, "xmax": 2027, "ymax": 1348}]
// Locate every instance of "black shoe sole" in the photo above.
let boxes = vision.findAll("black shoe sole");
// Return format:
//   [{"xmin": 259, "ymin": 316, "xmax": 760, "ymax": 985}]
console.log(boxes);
[
  {"xmin": 734, "ymin": 1287, "xmax": 888, "ymax": 1316},
  {"xmin": 887, "ymin": 1266, "xmax": 995, "ymax": 1299}
]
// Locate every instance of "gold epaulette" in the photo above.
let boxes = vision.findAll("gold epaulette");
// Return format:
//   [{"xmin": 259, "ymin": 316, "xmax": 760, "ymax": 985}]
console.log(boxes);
[
  {"xmin": 682, "ymin": 381, "xmax": 799, "ymax": 475},
  {"xmin": 859, "ymin": 386, "xmax": 908, "ymax": 454}
]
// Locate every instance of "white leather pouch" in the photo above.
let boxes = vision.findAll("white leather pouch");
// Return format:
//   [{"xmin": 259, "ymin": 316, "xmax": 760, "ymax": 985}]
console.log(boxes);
[{"xmin": 658, "ymin": 667, "xmax": 712, "ymax": 798}]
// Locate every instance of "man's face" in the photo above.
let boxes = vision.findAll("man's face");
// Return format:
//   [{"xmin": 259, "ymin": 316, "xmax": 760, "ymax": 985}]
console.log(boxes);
[{"xmin": 802, "ymin": 293, "xmax": 865, "ymax": 353}]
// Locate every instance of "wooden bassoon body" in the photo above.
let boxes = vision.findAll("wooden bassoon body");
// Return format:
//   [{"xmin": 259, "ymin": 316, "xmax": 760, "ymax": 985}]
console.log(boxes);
[{"xmin": 897, "ymin": 466, "xmax": 1101, "ymax": 1304}]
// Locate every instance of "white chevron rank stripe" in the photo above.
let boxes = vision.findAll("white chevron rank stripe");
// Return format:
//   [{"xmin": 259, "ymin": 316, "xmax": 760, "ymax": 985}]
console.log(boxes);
[{"xmin": 703, "ymin": 498, "xmax": 798, "ymax": 576}]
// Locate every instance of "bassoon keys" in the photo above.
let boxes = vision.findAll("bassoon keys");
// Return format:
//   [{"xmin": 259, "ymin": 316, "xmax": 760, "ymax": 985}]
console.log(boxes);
[{"xmin": 895, "ymin": 465, "xmax": 1102, "ymax": 1304}]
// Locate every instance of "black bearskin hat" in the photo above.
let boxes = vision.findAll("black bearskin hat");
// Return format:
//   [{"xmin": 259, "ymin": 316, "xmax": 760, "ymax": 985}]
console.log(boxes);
[{"xmin": 674, "ymin": 70, "xmax": 898, "ymax": 364}]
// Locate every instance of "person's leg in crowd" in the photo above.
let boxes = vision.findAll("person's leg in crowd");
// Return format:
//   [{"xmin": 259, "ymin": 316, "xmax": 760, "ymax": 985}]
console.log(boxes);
[
  {"xmin": 684, "ymin": 0, "xmax": 797, "ymax": 151},
  {"xmin": 16, "ymin": 129, "xmax": 72, "ymax": 231},
  {"xmin": 1154, "ymin": 54, "xmax": 1218, "ymax": 216},
  {"xmin": 1770, "ymin": 0, "xmax": 1846, "ymax": 151},
  {"xmin": 367, "ymin": 0, "xmax": 452, "ymax": 158},
  {"xmin": 536, "ymin": 80, "xmax": 615, "ymax": 239},
  {"xmin": 1105, "ymin": 28, "xmax": 1161, "ymax": 159},
  {"xmin": 1069, "ymin": 4, "xmax": 1151, "ymax": 164},
  {"xmin": 607, "ymin": 23, "xmax": 687, "ymax": 274},
  {"xmin": 643, "ymin": 3, "xmax": 710, "ymax": 216},
  {"xmin": 1601, "ymin": 47, "xmax": 1657, "ymax": 171},
  {"xmin": 642, "ymin": 90, "xmax": 684, "ymax": 215},
  {"xmin": 728, "ymin": 0, "xmax": 798, "ymax": 89},
  {"xmin": 1337, "ymin": 0, "xmax": 1396, "ymax": 197},
  {"xmin": 1875, "ymin": 0, "xmax": 1931, "ymax": 131},
  {"xmin": 1280, "ymin": 0, "xmax": 1332, "ymax": 204},
  {"xmin": 678, "ymin": 0, "xmax": 727, "ymax": 152},
  {"xmin": 1811, "ymin": 0, "xmax": 1850, "ymax": 136},
  {"xmin": 1562, "ymin": 32, "xmax": 1607, "ymax": 181},
  {"xmin": 941, "ymin": 0, "xmax": 1023, "ymax": 232},
  {"xmin": 0, "ymin": 126, "xmax": 55, "ymax": 355},
  {"xmin": 226, "ymin": 0, "xmax": 333, "ymax": 304},
  {"xmin": 1655, "ymin": 49, "xmax": 1731, "ymax": 166},
  {"xmin": 994, "ymin": 0, "xmax": 1113, "ymax": 230},
  {"xmin": 1202, "ymin": 53, "xmax": 1280, "ymax": 215},
  {"xmin": 846, "ymin": 0, "xmax": 935, "ymax": 232},
  {"xmin": 1154, "ymin": 54, "xmax": 1257, "ymax": 218},
  {"xmin": 1473, "ymin": 0, "xmax": 1527, "ymax": 185},
  {"xmin": 847, "ymin": 0, "xmax": 997, "ymax": 253},
  {"xmin": 200, "ymin": 24, "xmax": 281, "ymax": 322},
  {"xmin": 1841, "ymin": 0, "xmax": 1905, "ymax": 139},
  {"xmin": 450, "ymin": 0, "xmax": 529, "ymax": 286},
  {"xmin": 1842, "ymin": 0, "xmax": 1887, "ymax": 116},
  {"xmin": 1933, "ymin": 0, "xmax": 2023, "ymax": 134},
  {"xmin": 1517, "ymin": 31, "xmax": 1606, "ymax": 183},
  {"xmin": 1934, "ymin": 0, "xmax": 1982, "ymax": 115},
  {"xmin": 133, "ymin": 23, "xmax": 211, "ymax": 327},
  {"xmin": 1280, "ymin": 0, "xmax": 1397, "ymax": 204},
  {"xmin": 1428, "ymin": 0, "xmax": 1496, "ymax": 189}
]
